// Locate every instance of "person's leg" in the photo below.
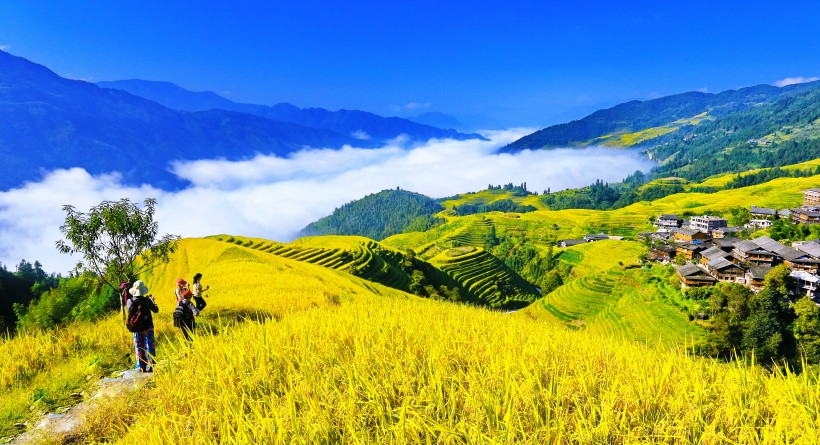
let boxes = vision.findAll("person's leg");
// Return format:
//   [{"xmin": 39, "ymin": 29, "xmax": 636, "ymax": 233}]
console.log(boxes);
[
  {"xmin": 133, "ymin": 332, "xmax": 142, "ymax": 370},
  {"xmin": 135, "ymin": 331, "xmax": 148, "ymax": 371},
  {"xmin": 145, "ymin": 329, "xmax": 156, "ymax": 371},
  {"xmin": 194, "ymin": 296, "xmax": 206, "ymax": 311},
  {"xmin": 180, "ymin": 325, "xmax": 192, "ymax": 342}
]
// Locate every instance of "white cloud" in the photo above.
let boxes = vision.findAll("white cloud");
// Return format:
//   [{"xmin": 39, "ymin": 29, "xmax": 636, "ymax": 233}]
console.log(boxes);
[
  {"xmin": 405, "ymin": 102, "xmax": 431, "ymax": 110},
  {"xmin": 0, "ymin": 131, "xmax": 654, "ymax": 274},
  {"xmin": 773, "ymin": 76, "xmax": 819, "ymax": 87},
  {"xmin": 0, "ymin": 44, "xmax": 10, "ymax": 51},
  {"xmin": 351, "ymin": 130, "xmax": 371, "ymax": 140}
]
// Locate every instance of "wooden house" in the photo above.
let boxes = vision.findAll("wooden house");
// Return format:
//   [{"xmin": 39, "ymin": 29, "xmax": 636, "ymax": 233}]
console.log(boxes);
[
  {"xmin": 675, "ymin": 264, "xmax": 717, "ymax": 287},
  {"xmin": 674, "ymin": 228, "xmax": 709, "ymax": 243}
]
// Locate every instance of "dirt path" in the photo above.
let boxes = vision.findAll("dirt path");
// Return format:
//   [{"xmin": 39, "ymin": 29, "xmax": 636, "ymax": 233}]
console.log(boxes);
[{"xmin": 6, "ymin": 370, "xmax": 152, "ymax": 445}]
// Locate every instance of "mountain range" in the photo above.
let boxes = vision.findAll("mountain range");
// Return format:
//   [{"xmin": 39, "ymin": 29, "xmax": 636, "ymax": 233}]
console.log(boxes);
[{"xmin": 0, "ymin": 51, "xmax": 483, "ymax": 190}]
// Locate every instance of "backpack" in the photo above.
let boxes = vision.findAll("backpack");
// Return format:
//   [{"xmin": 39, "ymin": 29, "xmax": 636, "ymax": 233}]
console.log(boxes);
[
  {"xmin": 119, "ymin": 282, "xmax": 131, "ymax": 308},
  {"xmin": 173, "ymin": 301, "xmax": 194, "ymax": 328},
  {"xmin": 126, "ymin": 297, "xmax": 152, "ymax": 333}
]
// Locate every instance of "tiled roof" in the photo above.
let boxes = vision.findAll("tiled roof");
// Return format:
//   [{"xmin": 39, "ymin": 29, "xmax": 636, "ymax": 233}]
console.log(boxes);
[
  {"xmin": 708, "ymin": 257, "xmax": 736, "ymax": 270},
  {"xmin": 701, "ymin": 246, "xmax": 729, "ymax": 260},
  {"xmin": 750, "ymin": 206, "xmax": 776, "ymax": 215},
  {"xmin": 747, "ymin": 264, "xmax": 773, "ymax": 280},
  {"xmin": 797, "ymin": 241, "xmax": 820, "ymax": 258}
]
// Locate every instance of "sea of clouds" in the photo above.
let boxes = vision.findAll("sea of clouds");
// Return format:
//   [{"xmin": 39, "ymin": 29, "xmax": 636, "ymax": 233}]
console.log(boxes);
[{"xmin": 0, "ymin": 129, "xmax": 655, "ymax": 274}]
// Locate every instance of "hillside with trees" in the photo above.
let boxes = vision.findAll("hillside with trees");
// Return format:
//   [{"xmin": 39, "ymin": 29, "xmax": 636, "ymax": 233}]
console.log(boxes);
[{"xmin": 298, "ymin": 188, "xmax": 445, "ymax": 240}]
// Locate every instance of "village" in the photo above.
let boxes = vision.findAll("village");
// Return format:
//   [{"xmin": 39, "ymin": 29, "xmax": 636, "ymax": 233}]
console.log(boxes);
[
  {"xmin": 639, "ymin": 188, "xmax": 820, "ymax": 303},
  {"xmin": 557, "ymin": 189, "xmax": 820, "ymax": 303}
]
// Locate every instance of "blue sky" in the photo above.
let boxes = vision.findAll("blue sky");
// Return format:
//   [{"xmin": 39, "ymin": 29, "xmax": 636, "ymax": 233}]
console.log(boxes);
[{"xmin": 2, "ymin": 1, "xmax": 819, "ymax": 127}]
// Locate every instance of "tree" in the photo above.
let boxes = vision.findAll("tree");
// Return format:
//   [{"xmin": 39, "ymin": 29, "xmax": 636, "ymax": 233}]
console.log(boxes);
[
  {"xmin": 793, "ymin": 296, "xmax": 820, "ymax": 363},
  {"xmin": 55, "ymin": 198, "xmax": 180, "ymax": 319}
]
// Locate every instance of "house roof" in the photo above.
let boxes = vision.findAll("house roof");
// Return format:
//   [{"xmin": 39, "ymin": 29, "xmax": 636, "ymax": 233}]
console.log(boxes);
[
  {"xmin": 676, "ymin": 227, "xmax": 705, "ymax": 237},
  {"xmin": 734, "ymin": 240, "xmax": 761, "ymax": 254},
  {"xmin": 715, "ymin": 226, "xmax": 741, "ymax": 233},
  {"xmin": 805, "ymin": 188, "xmax": 820, "ymax": 193},
  {"xmin": 713, "ymin": 237, "xmax": 739, "ymax": 249},
  {"xmin": 750, "ymin": 206, "xmax": 776, "ymax": 215},
  {"xmin": 678, "ymin": 243, "xmax": 707, "ymax": 252},
  {"xmin": 659, "ymin": 214, "xmax": 678, "ymax": 220},
  {"xmin": 701, "ymin": 246, "xmax": 730, "ymax": 260},
  {"xmin": 753, "ymin": 236, "xmax": 791, "ymax": 256},
  {"xmin": 796, "ymin": 241, "xmax": 820, "ymax": 258},
  {"xmin": 559, "ymin": 239, "xmax": 586, "ymax": 246},
  {"xmin": 747, "ymin": 264, "xmax": 773, "ymax": 280},
  {"xmin": 676, "ymin": 264, "xmax": 717, "ymax": 282},
  {"xmin": 708, "ymin": 257, "xmax": 738, "ymax": 270},
  {"xmin": 676, "ymin": 264, "xmax": 704, "ymax": 276}
]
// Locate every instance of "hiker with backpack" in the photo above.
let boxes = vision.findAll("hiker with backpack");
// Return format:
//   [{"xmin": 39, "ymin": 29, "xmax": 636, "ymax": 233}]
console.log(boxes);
[
  {"xmin": 191, "ymin": 272, "xmax": 210, "ymax": 311},
  {"xmin": 127, "ymin": 280, "xmax": 159, "ymax": 372},
  {"xmin": 173, "ymin": 289, "xmax": 199, "ymax": 342}
]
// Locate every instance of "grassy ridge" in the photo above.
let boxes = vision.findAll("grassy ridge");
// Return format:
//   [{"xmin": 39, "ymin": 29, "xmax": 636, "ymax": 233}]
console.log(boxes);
[{"xmin": 60, "ymin": 240, "xmax": 820, "ymax": 443}]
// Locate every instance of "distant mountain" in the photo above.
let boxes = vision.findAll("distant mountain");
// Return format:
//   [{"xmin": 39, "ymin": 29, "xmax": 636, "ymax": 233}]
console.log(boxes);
[
  {"xmin": 299, "ymin": 188, "xmax": 444, "ymax": 240},
  {"xmin": 503, "ymin": 81, "xmax": 820, "ymax": 182},
  {"xmin": 0, "ymin": 50, "xmax": 366, "ymax": 190},
  {"xmin": 504, "ymin": 81, "xmax": 820, "ymax": 151},
  {"xmin": 97, "ymin": 79, "xmax": 487, "ymax": 143},
  {"xmin": 406, "ymin": 112, "xmax": 465, "ymax": 130}
]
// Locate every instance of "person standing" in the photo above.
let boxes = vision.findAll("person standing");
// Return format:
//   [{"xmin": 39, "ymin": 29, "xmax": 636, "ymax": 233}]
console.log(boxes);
[
  {"xmin": 127, "ymin": 280, "xmax": 159, "ymax": 372},
  {"xmin": 191, "ymin": 272, "xmax": 210, "ymax": 311},
  {"xmin": 174, "ymin": 290, "xmax": 200, "ymax": 342}
]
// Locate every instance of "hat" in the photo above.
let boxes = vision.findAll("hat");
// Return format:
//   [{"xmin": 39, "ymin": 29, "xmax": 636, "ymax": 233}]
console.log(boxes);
[
  {"xmin": 129, "ymin": 280, "xmax": 149, "ymax": 297},
  {"xmin": 182, "ymin": 289, "xmax": 193, "ymax": 299},
  {"xmin": 176, "ymin": 278, "xmax": 187, "ymax": 286}
]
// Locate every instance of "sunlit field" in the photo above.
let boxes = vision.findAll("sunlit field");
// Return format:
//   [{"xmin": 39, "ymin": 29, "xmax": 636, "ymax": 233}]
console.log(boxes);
[{"xmin": 14, "ymin": 238, "xmax": 810, "ymax": 444}]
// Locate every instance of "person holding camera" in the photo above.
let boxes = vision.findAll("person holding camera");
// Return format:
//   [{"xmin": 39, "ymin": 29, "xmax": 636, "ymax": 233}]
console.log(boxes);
[{"xmin": 127, "ymin": 280, "xmax": 159, "ymax": 372}]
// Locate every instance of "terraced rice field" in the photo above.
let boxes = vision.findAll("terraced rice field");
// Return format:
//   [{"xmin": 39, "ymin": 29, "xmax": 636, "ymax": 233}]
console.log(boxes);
[
  {"xmin": 537, "ymin": 268, "xmax": 707, "ymax": 346},
  {"xmin": 432, "ymin": 247, "xmax": 539, "ymax": 308},
  {"xmin": 214, "ymin": 235, "xmax": 411, "ymax": 293},
  {"xmin": 440, "ymin": 217, "xmax": 495, "ymax": 248}
]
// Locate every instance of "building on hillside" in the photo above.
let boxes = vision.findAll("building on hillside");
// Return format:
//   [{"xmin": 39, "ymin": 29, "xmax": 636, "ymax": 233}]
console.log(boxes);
[
  {"xmin": 745, "ymin": 264, "xmax": 773, "ymax": 292},
  {"xmin": 705, "ymin": 257, "xmax": 746, "ymax": 283},
  {"xmin": 804, "ymin": 189, "xmax": 820, "ymax": 207},
  {"xmin": 795, "ymin": 240, "xmax": 820, "ymax": 259},
  {"xmin": 749, "ymin": 219, "xmax": 774, "ymax": 229},
  {"xmin": 689, "ymin": 215, "xmax": 728, "ymax": 235},
  {"xmin": 674, "ymin": 227, "xmax": 710, "ymax": 243},
  {"xmin": 732, "ymin": 240, "xmax": 777, "ymax": 266},
  {"xmin": 676, "ymin": 264, "xmax": 717, "ymax": 287},
  {"xmin": 699, "ymin": 246, "xmax": 731, "ymax": 267},
  {"xmin": 677, "ymin": 243, "xmax": 709, "ymax": 262},
  {"xmin": 791, "ymin": 207, "xmax": 820, "ymax": 225},
  {"xmin": 780, "ymin": 247, "xmax": 820, "ymax": 274},
  {"xmin": 654, "ymin": 214, "xmax": 681, "ymax": 230},
  {"xmin": 750, "ymin": 206, "xmax": 777, "ymax": 219},
  {"xmin": 651, "ymin": 245, "xmax": 677, "ymax": 262},
  {"xmin": 583, "ymin": 233, "xmax": 609, "ymax": 242},
  {"xmin": 712, "ymin": 226, "xmax": 741, "ymax": 238},
  {"xmin": 791, "ymin": 270, "xmax": 820, "ymax": 300},
  {"xmin": 558, "ymin": 239, "xmax": 586, "ymax": 248},
  {"xmin": 754, "ymin": 235, "xmax": 791, "ymax": 259},
  {"xmin": 749, "ymin": 206, "xmax": 778, "ymax": 228},
  {"xmin": 712, "ymin": 237, "xmax": 740, "ymax": 253}
]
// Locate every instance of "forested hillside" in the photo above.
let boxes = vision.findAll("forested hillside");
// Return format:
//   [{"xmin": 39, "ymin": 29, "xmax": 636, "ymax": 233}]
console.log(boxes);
[
  {"xmin": 504, "ymin": 81, "xmax": 819, "ymax": 150},
  {"xmin": 298, "ymin": 188, "xmax": 445, "ymax": 240},
  {"xmin": 648, "ymin": 87, "xmax": 820, "ymax": 180}
]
